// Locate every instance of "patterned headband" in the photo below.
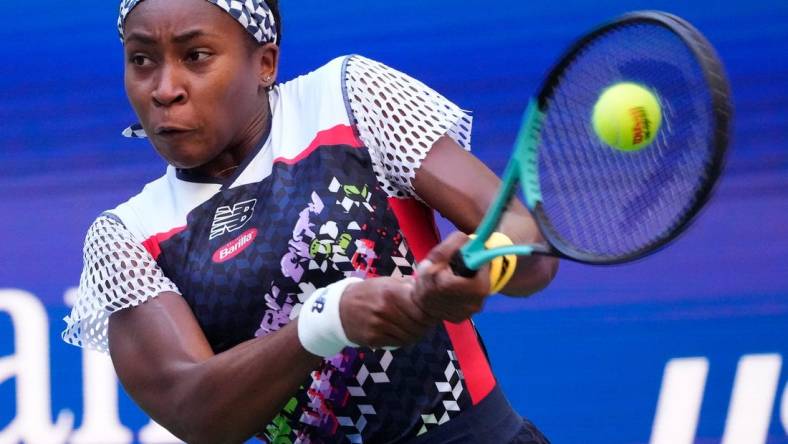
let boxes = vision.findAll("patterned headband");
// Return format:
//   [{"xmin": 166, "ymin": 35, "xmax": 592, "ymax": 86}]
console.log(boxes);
[{"xmin": 118, "ymin": 0, "xmax": 278, "ymax": 45}]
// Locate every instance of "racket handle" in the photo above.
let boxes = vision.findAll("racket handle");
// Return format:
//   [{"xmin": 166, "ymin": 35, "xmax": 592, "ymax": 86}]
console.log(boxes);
[{"xmin": 449, "ymin": 251, "xmax": 478, "ymax": 278}]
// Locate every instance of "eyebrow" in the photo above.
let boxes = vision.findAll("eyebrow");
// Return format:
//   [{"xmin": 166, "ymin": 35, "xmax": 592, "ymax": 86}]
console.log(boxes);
[
  {"xmin": 125, "ymin": 29, "xmax": 216, "ymax": 45},
  {"xmin": 172, "ymin": 29, "xmax": 211, "ymax": 44}
]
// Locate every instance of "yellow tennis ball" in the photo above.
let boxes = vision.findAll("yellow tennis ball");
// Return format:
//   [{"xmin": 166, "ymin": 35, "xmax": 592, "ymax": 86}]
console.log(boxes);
[{"xmin": 592, "ymin": 82, "xmax": 663, "ymax": 151}]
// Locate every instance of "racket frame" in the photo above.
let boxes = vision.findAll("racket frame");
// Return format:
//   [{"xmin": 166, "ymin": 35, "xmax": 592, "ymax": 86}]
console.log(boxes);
[{"xmin": 457, "ymin": 10, "xmax": 731, "ymax": 272}]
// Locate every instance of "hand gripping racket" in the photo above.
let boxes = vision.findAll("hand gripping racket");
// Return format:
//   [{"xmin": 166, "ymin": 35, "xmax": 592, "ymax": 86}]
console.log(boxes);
[{"xmin": 450, "ymin": 11, "xmax": 732, "ymax": 278}]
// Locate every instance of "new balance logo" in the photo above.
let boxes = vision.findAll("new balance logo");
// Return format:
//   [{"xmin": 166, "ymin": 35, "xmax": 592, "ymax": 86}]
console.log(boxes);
[
  {"xmin": 210, "ymin": 199, "xmax": 257, "ymax": 240},
  {"xmin": 312, "ymin": 295, "xmax": 326, "ymax": 313}
]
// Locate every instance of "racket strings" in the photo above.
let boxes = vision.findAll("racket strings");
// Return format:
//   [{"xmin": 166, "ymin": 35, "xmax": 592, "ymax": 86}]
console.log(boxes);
[{"xmin": 537, "ymin": 22, "xmax": 717, "ymax": 260}]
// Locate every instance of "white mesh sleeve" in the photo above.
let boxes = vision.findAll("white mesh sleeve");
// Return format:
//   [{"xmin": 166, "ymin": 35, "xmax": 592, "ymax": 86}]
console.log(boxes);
[
  {"xmin": 344, "ymin": 55, "xmax": 473, "ymax": 199},
  {"xmin": 62, "ymin": 215, "xmax": 180, "ymax": 353}
]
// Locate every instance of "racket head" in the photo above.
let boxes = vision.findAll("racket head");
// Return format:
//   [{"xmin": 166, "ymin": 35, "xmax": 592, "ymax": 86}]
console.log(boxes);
[{"xmin": 519, "ymin": 11, "xmax": 732, "ymax": 264}]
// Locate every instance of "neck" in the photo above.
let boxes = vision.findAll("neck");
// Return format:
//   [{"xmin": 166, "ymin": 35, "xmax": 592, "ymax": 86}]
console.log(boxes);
[{"xmin": 192, "ymin": 99, "xmax": 272, "ymax": 180}]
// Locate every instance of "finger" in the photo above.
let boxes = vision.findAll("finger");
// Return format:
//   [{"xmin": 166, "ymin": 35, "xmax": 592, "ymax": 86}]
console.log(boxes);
[
  {"xmin": 412, "ymin": 271, "xmax": 470, "ymax": 321},
  {"xmin": 420, "ymin": 231, "xmax": 470, "ymax": 269},
  {"xmin": 360, "ymin": 310, "xmax": 414, "ymax": 348},
  {"xmin": 422, "ymin": 295, "xmax": 480, "ymax": 322},
  {"xmin": 381, "ymin": 318, "xmax": 421, "ymax": 344},
  {"xmin": 411, "ymin": 296, "xmax": 473, "ymax": 323},
  {"xmin": 411, "ymin": 271, "xmax": 438, "ymax": 315},
  {"xmin": 385, "ymin": 281, "xmax": 435, "ymax": 339},
  {"xmin": 343, "ymin": 277, "xmax": 414, "ymax": 346},
  {"xmin": 415, "ymin": 259, "xmax": 433, "ymax": 277},
  {"xmin": 376, "ymin": 302, "xmax": 426, "ymax": 342},
  {"xmin": 410, "ymin": 288, "xmax": 469, "ymax": 322},
  {"xmin": 367, "ymin": 334, "xmax": 406, "ymax": 349},
  {"xmin": 413, "ymin": 249, "xmax": 490, "ymax": 322},
  {"xmin": 389, "ymin": 292, "xmax": 436, "ymax": 332},
  {"xmin": 366, "ymin": 325, "xmax": 412, "ymax": 348},
  {"xmin": 370, "ymin": 278, "xmax": 429, "ymax": 343},
  {"xmin": 433, "ymin": 263, "xmax": 491, "ymax": 299},
  {"xmin": 435, "ymin": 269, "xmax": 489, "ymax": 316}
]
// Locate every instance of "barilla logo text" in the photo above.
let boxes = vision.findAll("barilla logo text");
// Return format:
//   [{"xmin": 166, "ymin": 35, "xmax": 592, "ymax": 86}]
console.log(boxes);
[
  {"xmin": 629, "ymin": 106, "xmax": 652, "ymax": 145},
  {"xmin": 212, "ymin": 228, "xmax": 258, "ymax": 263}
]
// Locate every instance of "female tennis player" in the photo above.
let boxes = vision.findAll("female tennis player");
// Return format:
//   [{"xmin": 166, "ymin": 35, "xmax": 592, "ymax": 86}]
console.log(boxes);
[{"xmin": 63, "ymin": 0, "xmax": 557, "ymax": 442}]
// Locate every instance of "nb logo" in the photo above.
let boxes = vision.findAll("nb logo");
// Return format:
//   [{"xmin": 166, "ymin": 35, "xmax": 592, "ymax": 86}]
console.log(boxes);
[
  {"xmin": 210, "ymin": 199, "xmax": 257, "ymax": 240},
  {"xmin": 311, "ymin": 295, "xmax": 326, "ymax": 313}
]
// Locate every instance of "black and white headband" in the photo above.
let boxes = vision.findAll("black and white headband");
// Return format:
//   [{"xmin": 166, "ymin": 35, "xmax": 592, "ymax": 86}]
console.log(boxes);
[{"xmin": 118, "ymin": 0, "xmax": 278, "ymax": 139}]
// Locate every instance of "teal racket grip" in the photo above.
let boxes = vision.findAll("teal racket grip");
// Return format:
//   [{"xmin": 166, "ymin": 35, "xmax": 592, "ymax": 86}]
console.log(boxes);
[
  {"xmin": 449, "ymin": 251, "xmax": 478, "ymax": 277},
  {"xmin": 449, "ymin": 244, "xmax": 537, "ymax": 278},
  {"xmin": 448, "ymin": 235, "xmax": 488, "ymax": 277}
]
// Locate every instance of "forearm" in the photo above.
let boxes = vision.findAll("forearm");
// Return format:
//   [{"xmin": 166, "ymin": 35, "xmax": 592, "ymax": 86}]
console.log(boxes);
[
  {"xmin": 163, "ymin": 323, "xmax": 320, "ymax": 444},
  {"xmin": 109, "ymin": 295, "xmax": 322, "ymax": 444},
  {"xmin": 414, "ymin": 136, "xmax": 557, "ymax": 296},
  {"xmin": 496, "ymin": 208, "xmax": 559, "ymax": 296}
]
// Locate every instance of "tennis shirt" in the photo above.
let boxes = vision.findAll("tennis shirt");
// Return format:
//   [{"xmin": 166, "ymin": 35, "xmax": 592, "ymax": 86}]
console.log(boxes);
[{"xmin": 64, "ymin": 55, "xmax": 524, "ymax": 443}]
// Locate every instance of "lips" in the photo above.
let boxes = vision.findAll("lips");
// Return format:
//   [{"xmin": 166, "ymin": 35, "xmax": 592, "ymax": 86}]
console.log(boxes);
[{"xmin": 154, "ymin": 124, "xmax": 195, "ymax": 136}]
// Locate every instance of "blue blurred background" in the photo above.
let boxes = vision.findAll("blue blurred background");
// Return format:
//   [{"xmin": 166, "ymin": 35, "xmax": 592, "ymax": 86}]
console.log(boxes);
[{"xmin": 1, "ymin": 0, "xmax": 786, "ymax": 443}]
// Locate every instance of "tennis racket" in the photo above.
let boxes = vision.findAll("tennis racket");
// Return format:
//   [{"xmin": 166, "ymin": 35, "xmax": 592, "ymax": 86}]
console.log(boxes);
[{"xmin": 450, "ymin": 11, "xmax": 732, "ymax": 278}]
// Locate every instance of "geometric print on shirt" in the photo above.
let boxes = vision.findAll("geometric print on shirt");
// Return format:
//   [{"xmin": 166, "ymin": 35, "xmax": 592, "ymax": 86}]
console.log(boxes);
[{"xmin": 154, "ymin": 143, "xmax": 470, "ymax": 443}]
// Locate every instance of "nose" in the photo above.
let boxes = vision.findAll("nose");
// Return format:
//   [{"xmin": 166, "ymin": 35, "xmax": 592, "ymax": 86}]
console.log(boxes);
[{"xmin": 152, "ymin": 64, "xmax": 187, "ymax": 107}]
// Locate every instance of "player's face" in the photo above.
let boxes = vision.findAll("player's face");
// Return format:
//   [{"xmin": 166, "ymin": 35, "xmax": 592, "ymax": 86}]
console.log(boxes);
[{"xmin": 123, "ymin": 0, "xmax": 275, "ymax": 172}]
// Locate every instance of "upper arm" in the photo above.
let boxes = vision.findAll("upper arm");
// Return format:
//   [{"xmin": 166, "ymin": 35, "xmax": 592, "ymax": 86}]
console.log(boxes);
[
  {"xmin": 412, "ymin": 136, "xmax": 540, "ymax": 241},
  {"xmin": 63, "ymin": 215, "xmax": 182, "ymax": 353},
  {"xmin": 108, "ymin": 291, "xmax": 214, "ymax": 423},
  {"xmin": 343, "ymin": 55, "xmax": 472, "ymax": 199},
  {"xmin": 411, "ymin": 136, "xmax": 521, "ymax": 233},
  {"xmin": 63, "ymin": 215, "xmax": 212, "ymax": 422}
]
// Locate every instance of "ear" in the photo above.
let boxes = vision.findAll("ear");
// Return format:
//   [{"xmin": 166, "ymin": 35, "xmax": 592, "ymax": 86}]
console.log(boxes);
[{"xmin": 255, "ymin": 43, "xmax": 280, "ymax": 90}]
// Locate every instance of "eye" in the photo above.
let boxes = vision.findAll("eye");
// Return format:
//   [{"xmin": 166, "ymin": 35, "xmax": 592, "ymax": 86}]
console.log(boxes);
[
  {"xmin": 129, "ymin": 54, "xmax": 152, "ymax": 67},
  {"xmin": 186, "ymin": 50, "xmax": 212, "ymax": 63}
]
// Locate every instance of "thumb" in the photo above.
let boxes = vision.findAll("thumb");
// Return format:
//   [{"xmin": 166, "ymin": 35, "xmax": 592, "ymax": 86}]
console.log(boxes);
[{"xmin": 417, "ymin": 231, "xmax": 470, "ymax": 275}]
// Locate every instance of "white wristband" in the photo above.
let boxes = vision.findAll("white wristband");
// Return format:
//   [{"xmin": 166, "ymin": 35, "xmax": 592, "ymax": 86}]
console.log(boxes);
[{"xmin": 297, "ymin": 277, "xmax": 361, "ymax": 357}]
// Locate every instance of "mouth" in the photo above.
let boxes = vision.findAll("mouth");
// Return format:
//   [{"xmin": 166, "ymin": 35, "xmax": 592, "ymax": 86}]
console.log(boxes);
[{"xmin": 154, "ymin": 124, "xmax": 195, "ymax": 137}]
